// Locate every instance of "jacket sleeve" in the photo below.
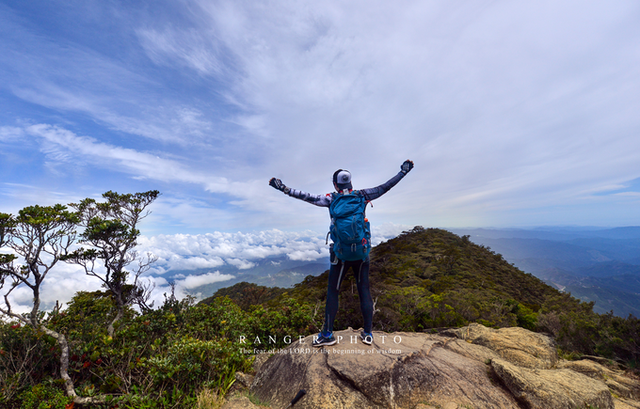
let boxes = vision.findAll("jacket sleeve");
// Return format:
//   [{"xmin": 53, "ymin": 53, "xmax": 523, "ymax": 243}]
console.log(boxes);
[
  {"xmin": 361, "ymin": 171, "xmax": 406, "ymax": 201},
  {"xmin": 286, "ymin": 188, "xmax": 333, "ymax": 207}
]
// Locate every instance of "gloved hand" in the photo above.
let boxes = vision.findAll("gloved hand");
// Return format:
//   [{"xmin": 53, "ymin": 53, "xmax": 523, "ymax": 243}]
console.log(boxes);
[
  {"xmin": 269, "ymin": 178, "xmax": 289, "ymax": 193},
  {"xmin": 401, "ymin": 160, "xmax": 414, "ymax": 174}
]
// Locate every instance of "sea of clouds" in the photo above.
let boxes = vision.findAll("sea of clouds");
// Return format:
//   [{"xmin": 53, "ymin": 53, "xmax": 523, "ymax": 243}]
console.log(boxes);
[{"xmin": 2, "ymin": 223, "xmax": 411, "ymax": 315}]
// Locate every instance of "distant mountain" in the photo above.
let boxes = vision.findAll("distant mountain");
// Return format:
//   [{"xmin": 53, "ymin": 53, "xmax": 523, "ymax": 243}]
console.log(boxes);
[
  {"xmin": 453, "ymin": 226, "xmax": 640, "ymax": 241},
  {"xmin": 581, "ymin": 226, "xmax": 640, "ymax": 240},
  {"xmin": 462, "ymin": 237, "xmax": 614, "ymax": 265},
  {"xmin": 566, "ymin": 238, "xmax": 640, "ymax": 262},
  {"xmin": 563, "ymin": 275, "xmax": 640, "ymax": 317},
  {"xmin": 450, "ymin": 227, "xmax": 640, "ymax": 317},
  {"xmin": 200, "ymin": 282, "xmax": 288, "ymax": 309},
  {"xmin": 579, "ymin": 261, "xmax": 640, "ymax": 278}
]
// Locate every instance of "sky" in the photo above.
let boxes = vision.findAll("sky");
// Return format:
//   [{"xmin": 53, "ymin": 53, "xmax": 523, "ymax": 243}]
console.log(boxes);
[{"xmin": 1, "ymin": 1, "xmax": 640, "ymax": 309}]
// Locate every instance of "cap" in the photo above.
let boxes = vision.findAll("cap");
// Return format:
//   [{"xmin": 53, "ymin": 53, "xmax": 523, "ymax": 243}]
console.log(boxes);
[{"xmin": 333, "ymin": 169, "xmax": 353, "ymax": 191}]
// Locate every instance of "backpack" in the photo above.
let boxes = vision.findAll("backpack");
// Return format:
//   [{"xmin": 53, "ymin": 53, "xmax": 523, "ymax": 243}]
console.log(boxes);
[{"xmin": 328, "ymin": 191, "xmax": 371, "ymax": 261}]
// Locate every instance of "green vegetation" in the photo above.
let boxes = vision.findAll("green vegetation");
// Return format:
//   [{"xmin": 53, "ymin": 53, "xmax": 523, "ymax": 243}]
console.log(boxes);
[
  {"xmin": 0, "ymin": 194, "xmax": 317, "ymax": 407},
  {"xmin": 200, "ymin": 282, "xmax": 288, "ymax": 310},
  {"xmin": 0, "ymin": 290, "xmax": 314, "ymax": 408},
  {"xmin": 1, "ymin": 195, "xmax": 638, "ymax": 409}
]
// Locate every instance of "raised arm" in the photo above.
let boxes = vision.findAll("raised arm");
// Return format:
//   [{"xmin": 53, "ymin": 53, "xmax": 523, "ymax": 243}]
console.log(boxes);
[
  {"xmin": 361, "ymin": 160, "xmax": 413, "ymax": 201},
  {"xmin": 269, "ymin": 178, "xmax": 332, "ymax": 207}
]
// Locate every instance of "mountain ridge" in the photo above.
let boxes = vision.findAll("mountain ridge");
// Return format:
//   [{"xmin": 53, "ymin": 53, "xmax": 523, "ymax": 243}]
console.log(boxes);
[{"xmin": 451, "ymin": 229, "xmax": 640, "ymax": 317}]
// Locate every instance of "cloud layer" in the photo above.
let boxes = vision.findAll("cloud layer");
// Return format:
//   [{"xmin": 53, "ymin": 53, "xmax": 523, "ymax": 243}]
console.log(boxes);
[
  {"xmin": 138, "ymin": 223, "xmax": 409, "ymax": 274},
  {"xmin": 1, "ymin": 223, "xmax": 409, "ymax": 314}
]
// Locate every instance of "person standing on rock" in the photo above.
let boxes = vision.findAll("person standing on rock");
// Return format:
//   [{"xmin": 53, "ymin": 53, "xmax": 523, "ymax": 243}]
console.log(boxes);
[{"xmin": 268, "ymin": 160, "xmax": 414, "ymax": 347}]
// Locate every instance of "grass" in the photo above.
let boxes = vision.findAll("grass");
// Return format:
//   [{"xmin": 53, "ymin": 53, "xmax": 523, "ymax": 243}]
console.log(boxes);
[
  {"xmin": 194, "ymin": 388, "xmax": 225, "ymax": 409},
  {"xmin": 558, "ymin": 348, "xmax": 583, "ymax": 361},
  {"xmin": 245, "ymin": 390, "xmax": 271, "ymax": 407}
]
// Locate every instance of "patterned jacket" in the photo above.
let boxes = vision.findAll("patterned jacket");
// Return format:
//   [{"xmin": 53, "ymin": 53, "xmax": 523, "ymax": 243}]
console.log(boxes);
[{"xmin": 285, "ymin": 171, "xmax": 406, "ymax": 207}]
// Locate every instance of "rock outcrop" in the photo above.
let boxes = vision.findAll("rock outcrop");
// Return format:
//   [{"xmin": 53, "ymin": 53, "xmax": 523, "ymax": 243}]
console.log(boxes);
[
  {"xmin": 442, "ymin": 323, "xmax": 558, "ymax": 369},
  {"xmin": 225, "ymin": 323, "xmax": 640, "ymax": 409}
]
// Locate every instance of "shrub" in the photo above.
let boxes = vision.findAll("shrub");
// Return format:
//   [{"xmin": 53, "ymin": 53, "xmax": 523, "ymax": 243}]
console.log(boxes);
[
  {"xmin": 0, "ymin": 323, "xmax": 59, "ymax": 406},
  {"xmin": 17, "ymin": 383, "xmax": 72, "ymax": 409},
  {"xmin": 146, "ymin": 336, "xmax": 249, "ymax": 394}
]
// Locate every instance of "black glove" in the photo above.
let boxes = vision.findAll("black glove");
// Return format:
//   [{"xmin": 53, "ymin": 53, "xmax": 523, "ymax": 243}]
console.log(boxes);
[
  {"xmin": 401, "ymin": 160, "xmax": 414, "ymax": 174},
  {"xmin": 269, "ymin": 178, "xmax": 289, "ymax": 193}
]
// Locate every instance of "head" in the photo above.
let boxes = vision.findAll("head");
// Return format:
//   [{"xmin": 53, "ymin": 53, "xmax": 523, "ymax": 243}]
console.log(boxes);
[{"xmin": 332, "ymin": 169, "xmax": 353, "ymax": 192}]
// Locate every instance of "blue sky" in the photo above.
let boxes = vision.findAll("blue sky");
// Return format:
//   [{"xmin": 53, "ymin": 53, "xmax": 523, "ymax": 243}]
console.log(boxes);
[{"xmin": 2, "ymin": 1, "xmax": 640, "ymax": 307}]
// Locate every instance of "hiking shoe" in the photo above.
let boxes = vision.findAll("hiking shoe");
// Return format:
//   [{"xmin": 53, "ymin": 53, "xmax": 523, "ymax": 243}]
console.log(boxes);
[
  {"xmin": 312, "ymin": 332, "xmax": 337, "ymax": 347},
  {"xmin": 360, "ymin": 331, "xmax": 373, "ymax": 345}
]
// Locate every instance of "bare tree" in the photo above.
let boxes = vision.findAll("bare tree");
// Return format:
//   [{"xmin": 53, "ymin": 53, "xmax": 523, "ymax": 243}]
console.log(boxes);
[
  {"xmin": 0, "ymin": 205, "xmax": 102, "ymax": 404},
  {"xmin": 65, "ymin": 190, "xmax": 160, "ymax": 336}
]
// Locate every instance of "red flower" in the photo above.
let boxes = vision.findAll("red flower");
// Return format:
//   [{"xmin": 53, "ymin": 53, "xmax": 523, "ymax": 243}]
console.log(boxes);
[{"xmin": 10, "ymin": 324, "xmax": 20, "ymax": 329}]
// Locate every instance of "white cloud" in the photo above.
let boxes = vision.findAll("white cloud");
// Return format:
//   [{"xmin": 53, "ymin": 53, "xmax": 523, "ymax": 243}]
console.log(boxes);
[
  {"xmin": 2, "ymin": 262, "xmax": 103, "ymax": 315},
  {"xmin": 226, "ymin": 259, "xmax": 256, "ymax": 269},
  {"xmin": 286, "ymin": 250, "xmax": 325, "ymax": 262},
  {"xmin": 138, "ymin": 229, "xmax": 328, "ymax": 273},
  {"xmin": 137, "ymin": 224, "xmax": 407, "ymax": 275},
  {"xmin": 372, "ymin": 223, "xmax": 414, "ymax": 245},
  {"xmin": 137, "ymin": 27, "xmax": 226, "ymax": 76},
  {"xmin": 39, "ymin": 263, "xmax": 102, "ymax": 306},
  {"xmin": 1, "ymin": 221, "xmax": 406, "ymax": 313},
  {"xmin": 165, "ymin": 255, "xmax": 225, "ymax": 271},
  {"xmin": 184, "ymin": 0, "xmax": 640, "ymax": 226},
  {"xmin": 175, "ymin": 271, "xmax": 235, "ymax": 289},
  {"xmin": 25, "ymin": 124, "xmax": 229, "ymax": 190},
  {"xmin": 0, "ymin": 126, "xmax": 24, "ymax": 141}
]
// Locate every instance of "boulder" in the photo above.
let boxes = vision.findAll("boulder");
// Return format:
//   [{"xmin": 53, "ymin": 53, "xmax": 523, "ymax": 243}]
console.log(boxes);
[
  {"xmin": 222, "ymin": 324, "xmax": 640, "ymax": 409},
  {"xmin": 558, "ymin": 359, "xmax": 640, "ymax": 401},
  {"xmin": 491, "ymin": 358, "xmax": 614, "ymax": 409},
  {"xmin": 444, "ymin": 322, "xmax": 557, "ymax": 369},
  {"xmin": 250, "ymin": 329, "xmax": 520, "ymax": 408}
]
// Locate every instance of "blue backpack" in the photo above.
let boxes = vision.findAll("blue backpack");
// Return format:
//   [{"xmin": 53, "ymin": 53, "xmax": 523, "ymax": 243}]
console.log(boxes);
[{"xmin": 328, "ymin": 191, "xmax": 371, "ymax": 261}]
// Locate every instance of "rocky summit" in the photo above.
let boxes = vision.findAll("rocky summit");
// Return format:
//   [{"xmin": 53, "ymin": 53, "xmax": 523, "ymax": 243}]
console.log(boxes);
[{"xmin": 224, "ymin": 323, "xmax": 640, "ymax": 409}]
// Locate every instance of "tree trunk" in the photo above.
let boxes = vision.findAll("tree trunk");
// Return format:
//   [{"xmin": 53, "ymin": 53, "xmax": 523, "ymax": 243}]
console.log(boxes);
[
  {"xmin": 39, "ymin": 325, "xmax": 106, "ymax": 405},
  {"xmin": 39, "ymin": 325, "xmax": 76, "ymax": 397},
  {"xmin": 107, "ymin": 307, "xmax": 124, "ymax": 338}
]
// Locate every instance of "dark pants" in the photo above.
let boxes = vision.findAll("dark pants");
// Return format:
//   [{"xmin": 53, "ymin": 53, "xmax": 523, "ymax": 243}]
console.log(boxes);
[{"xmin": 322, "ymin": 251, "xmax": 373, "ymax": 334}]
